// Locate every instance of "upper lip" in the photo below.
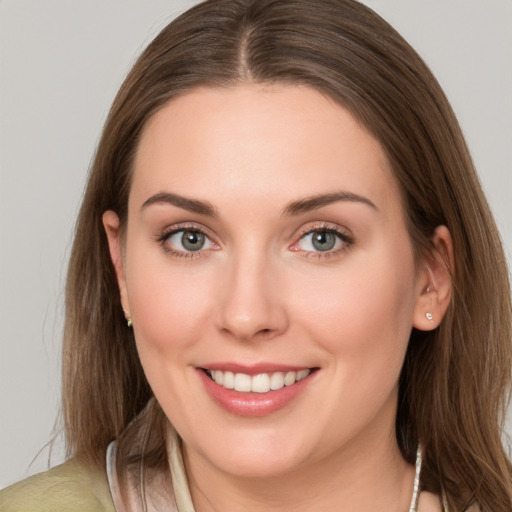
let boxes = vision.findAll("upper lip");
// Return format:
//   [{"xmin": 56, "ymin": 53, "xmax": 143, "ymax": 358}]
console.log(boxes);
[{"xmin": 198, "ymin": 362, "xmax": 316, "ymax": 375}]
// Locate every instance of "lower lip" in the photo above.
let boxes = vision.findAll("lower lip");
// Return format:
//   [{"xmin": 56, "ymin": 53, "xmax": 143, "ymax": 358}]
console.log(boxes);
[{"xmin": 197, "ymin": 369, "xmax": 315, "ymax": 417}]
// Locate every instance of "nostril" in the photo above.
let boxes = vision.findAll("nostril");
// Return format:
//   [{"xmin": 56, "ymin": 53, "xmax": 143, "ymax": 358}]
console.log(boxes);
[
  {"xmin": 217, "ymin": 299, "xmax": 289, "ymax": 341},
  {"xmin": 255, "ymin": 328, "xmax": 278, "ymax": 340}
]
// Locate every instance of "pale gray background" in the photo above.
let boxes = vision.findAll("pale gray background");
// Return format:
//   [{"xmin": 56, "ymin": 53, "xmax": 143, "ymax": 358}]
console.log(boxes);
[{"xmin": 1, "ymin": 0, "xmax": 511, "ymax": 488}]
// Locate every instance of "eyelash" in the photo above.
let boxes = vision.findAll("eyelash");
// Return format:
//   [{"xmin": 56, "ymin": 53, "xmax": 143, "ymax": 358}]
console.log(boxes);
[
  {"xmin": 156, "ymin": 222, "xmax": 353, "ymax": 260},
  {"xmin": 291, "ymin": 223, "xmax": 353, "ymax": 260},
  {"xmin": 156, "ymin": 223, "xmax": 217, "ymax": 260}
]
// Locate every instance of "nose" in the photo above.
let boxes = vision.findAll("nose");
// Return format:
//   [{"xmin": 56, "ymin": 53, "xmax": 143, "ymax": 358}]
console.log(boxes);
[{"xmin": 216, "ymin": 253, "xmax": 289, "ymax": 342}]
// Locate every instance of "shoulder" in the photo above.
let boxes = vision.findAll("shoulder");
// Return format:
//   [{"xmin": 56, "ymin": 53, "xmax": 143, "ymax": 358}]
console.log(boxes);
[{"xmin": 0, "ymin": 458, "xmax": 114, "ymax": 512}]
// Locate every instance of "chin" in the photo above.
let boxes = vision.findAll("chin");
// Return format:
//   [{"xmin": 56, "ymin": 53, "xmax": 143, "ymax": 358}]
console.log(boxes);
[
  {"xmin": 184, "ymin": 428, "xmax": 313, "ymax": 480},
  {"xmin": 210, "ymin": 450, "xmax": 307, "ymax": 480}
]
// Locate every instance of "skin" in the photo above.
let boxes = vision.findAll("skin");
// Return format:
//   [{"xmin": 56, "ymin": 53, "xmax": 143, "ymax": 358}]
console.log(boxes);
[{"xmin": 104, "ymin": 84, "xmax": 452, "ymax": 511}]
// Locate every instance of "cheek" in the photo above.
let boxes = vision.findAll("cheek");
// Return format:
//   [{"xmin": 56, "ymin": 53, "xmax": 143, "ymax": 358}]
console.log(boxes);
[
  {"xmin": 296, "ymin": 247, "xmax": 417, "ymax": 380},
  {"xmin": 125, "ymin": 249, "xmax": 217, "ymax": 357}
]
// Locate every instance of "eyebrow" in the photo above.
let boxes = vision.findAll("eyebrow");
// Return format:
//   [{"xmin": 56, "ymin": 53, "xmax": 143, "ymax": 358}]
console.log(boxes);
[
  {"xmin": 140, "ymin": 190, "xmax": 377, "ymax": 218},
  {"xmin": 141, "ymin": 192, "xmax": 218, "ymax": 217},
  {"xmin": 282, "ymin": 191, "xmax": 378, "ymax": 216}
]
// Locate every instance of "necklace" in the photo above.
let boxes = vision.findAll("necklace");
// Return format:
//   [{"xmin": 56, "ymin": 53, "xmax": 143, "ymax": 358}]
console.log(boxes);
[{"xmin": 408, "ymin": 446, "xmax": 422, "ymax": 512}]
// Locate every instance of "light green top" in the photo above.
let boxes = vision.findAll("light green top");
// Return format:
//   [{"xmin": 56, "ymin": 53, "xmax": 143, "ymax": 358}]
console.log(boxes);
[
  {"xmin": 0, "ymin": 458, "xmax": 464, "ymax": 512},
  {"xmin": 0, "ymin": 427, "xmax": 468, "ymax": 512},
  {"xmin": 0, "ymin": 458, "xmax": 114, "ymax": 512},
  {"xmin": 0, "ymin": 424, "xmax": 190, "ymax": 512}
]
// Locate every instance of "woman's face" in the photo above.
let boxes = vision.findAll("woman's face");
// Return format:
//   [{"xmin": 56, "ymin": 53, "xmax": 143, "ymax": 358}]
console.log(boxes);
[{"xmin": 105, "ymin": 84, "xmax": 435, "ymax": 479}]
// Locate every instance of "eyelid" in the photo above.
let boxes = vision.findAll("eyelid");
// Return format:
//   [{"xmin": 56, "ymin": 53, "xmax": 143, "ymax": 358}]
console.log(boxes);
[
  {"xmin": 155, "ymin": 220, "xmax": 352, "ymax": 259},
  {"xmin": 289, "ymin": 222, "xmax": 353, "ymax": 255},
  {"xmin": 156, "ymin": 222, "xmax": 220, "ymax": 257}
]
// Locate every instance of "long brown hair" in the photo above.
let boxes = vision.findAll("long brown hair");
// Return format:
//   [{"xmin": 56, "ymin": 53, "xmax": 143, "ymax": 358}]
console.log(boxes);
[{"xmin": 62, "ymin": 1, "xmax": 512, "ymax": 509}]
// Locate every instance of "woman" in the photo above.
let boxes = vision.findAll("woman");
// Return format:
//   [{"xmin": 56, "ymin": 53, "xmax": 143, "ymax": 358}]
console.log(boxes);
[{"xmin": 2, "ymin": 0, "xmax": 511, "ymax": 510}]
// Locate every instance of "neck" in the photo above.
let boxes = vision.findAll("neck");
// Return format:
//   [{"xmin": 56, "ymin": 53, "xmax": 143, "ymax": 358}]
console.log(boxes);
[{"xmin": 183, "ymin": 425, "xmax": 415, "ymax": 512}]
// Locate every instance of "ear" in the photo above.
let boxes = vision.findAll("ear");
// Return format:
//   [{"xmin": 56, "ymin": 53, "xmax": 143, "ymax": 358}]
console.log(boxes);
[
  {"xmin": 412, "ymin": 225, "xmax": 454, "ymax": 331},
  {"xmin": 102, "ymin": 210, "xmax": 130, "ymax": 319}
]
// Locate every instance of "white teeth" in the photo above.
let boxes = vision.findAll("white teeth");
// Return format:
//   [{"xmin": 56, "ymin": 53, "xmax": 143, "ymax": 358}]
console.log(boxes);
[
  {"xmin": 223, "ymin": 371, "xmax": 234, "ymax": 389},
  {"xmin": 284, "ymin": 371, "xmax": 296, "ymax": 386},
  {"xmin": 207, "ymin": 369, "xmax": 311, "ymax": 393},
  {"xmin": 251, "ymin": 373, "xmax": 270, "ymax": 393},
  {"xmin": 234, "ymin": 373, "xmax": 252, "ymax": 392},
  {"xmin": 213, "ymin": 370, "xmax": 223, "ymax": 385},
  {"xmin": 270, "ymin": 372, "xmax": 285, "ymax": 390},
  {"xmin": 297, "ymin": 369, "xmax": 310, "ymax": 381}
]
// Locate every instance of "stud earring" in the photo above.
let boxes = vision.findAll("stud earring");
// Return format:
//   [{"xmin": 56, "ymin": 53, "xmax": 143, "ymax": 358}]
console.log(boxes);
[
  {"xmin": 123, "ymin": 309, "xmax": 133, "ymax": 328},
  {"xmin": 426, "ymin": 312, "xmax": 433, "ymax": 322}
]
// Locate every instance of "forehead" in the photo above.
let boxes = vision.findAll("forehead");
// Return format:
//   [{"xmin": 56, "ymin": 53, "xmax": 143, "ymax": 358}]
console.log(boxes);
[{"xmin": 131, "ymin": 84, "xmax": 402, "ymax": 216}]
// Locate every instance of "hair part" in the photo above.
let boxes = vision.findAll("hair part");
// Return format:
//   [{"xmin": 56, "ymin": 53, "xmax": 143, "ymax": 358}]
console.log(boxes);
[{"xmin": 62, "ymin": 1, "xmax": 512, "ymax": 509}]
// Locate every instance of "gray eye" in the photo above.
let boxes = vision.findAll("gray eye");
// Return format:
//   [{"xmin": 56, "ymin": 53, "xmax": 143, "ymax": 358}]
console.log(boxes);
[
  {"xmin": 167, "ymin": 229, "xmax": 213, "ymax": 252},
  {"xmin": 181, "ymin": 230, "xmax": 206, "ymax": 251},
  {"xmin": 295, "ymin": 228, "xmax": 348, "ymax": 253},
  {"xmin": 311, "ymin": 231, "xmax": 337, "ymax": 251}
]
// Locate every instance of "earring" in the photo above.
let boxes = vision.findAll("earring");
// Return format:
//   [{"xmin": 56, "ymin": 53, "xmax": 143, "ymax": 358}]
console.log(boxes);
[
  {"xmin": 123, "ymin": 309, "xmax": 133, "ymax": 328},
  {"xmin": 425, "ymin": 312, "xmax": 433, "ymax": 322}
]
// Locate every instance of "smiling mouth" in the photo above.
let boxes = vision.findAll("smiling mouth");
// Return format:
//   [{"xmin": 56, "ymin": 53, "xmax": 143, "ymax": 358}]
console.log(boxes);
[{"xmin": 203, "ymin": 368, "xmax": 316, "ymax": 394}]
